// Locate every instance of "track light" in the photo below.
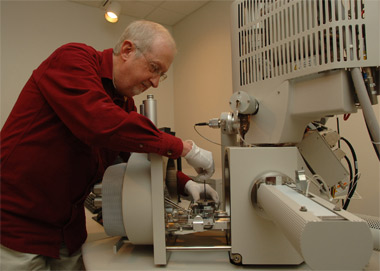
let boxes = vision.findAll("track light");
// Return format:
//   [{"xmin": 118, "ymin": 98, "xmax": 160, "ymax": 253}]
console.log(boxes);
[{"xmin": 105, "ymin": 1, "xmax": 121, "ymax": 23}]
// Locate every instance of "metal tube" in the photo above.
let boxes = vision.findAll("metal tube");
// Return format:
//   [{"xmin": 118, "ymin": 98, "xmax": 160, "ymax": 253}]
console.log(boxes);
[
  {"xmin": 164, "ymin": 197, "xmax": 188, "ymax": 213},
  {"xmin": 139, "ymin": 103, "xmax": 145, "ymax": 115},
  {"xmin": 143, "ymin": 94, "xmax": 157, "ymax": 125},
  {"xmin": 257, "ymin": 184, "xmax": 372, "ymax": 270},
  {"xmin": 166, "ymin": 246, "xmax": 231, "ymax": 252},
  {"xmin": 351, "ymin": 68, "xmax": 380, "ymax": 158}
]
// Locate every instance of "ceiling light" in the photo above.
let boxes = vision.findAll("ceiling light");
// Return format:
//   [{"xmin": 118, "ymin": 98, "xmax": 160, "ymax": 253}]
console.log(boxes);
[{"xmin": 105, "ymin": 2, "xmax": 121, "ymax": 23}]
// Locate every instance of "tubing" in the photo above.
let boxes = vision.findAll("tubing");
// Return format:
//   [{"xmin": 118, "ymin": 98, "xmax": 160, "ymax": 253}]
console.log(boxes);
[{"xmin": 350, "ymin": 68, "xmax": 380, "ymax": 160}]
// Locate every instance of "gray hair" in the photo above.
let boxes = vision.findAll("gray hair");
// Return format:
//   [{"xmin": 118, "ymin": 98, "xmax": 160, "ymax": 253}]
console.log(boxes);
[{"xmin": 114, "ymin": 20, "xmax": 176, "ymax": 55}]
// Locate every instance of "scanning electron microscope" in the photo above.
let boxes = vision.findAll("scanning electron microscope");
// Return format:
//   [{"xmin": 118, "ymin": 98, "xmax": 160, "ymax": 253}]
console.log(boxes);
[{"xmin": 100, "ymin": 0, "xmax": 380, "ymax": 270}]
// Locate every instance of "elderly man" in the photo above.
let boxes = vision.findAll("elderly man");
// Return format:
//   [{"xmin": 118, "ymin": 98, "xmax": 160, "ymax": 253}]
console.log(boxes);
[{"xmin": 0, "ymin": 20, "xmax": 217, "ymax": 270}]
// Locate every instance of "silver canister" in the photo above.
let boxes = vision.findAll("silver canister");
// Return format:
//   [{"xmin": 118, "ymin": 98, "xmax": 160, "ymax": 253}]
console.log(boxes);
[{"xmin": 142, "ymin": 94, "xmax": 157, "ymax": 126}]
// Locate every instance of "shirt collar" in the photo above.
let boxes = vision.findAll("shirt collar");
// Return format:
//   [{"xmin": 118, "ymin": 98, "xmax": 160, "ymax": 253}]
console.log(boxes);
[
  {"xmin": 100, "ymin": 48, "xmax": 125, "ymax": 102},
  {"xmin": 100, "ymin": 48, "xmax": 114, "ymax": 80}
]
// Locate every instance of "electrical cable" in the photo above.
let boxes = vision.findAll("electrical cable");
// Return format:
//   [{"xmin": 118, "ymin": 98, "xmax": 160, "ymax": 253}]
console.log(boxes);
[
  {"xmin": 237, "ymin": 131, "xmax": 248, "ymax": 146},
  {"xmin": 339, "ymin": 155, "xmax": 353, "ymax": 204},
  {"xmin": 195, "ymin": 122, "xmax": 209, "ymax": 126},
  {"xmin": 343, "ymin": 155, "xmax": 353, "ymax": 183},
  {"xmin": 345, "ymin": 172, "xmax": 362, "ymax": 197},
  {"xmin": 332, "ymin": 172, "xmax": 362, "ymax": 201},
  {"xmin": 340, "ymin": 137, "xmax": 359, "ymax": 210},
  {"xmin": 195, "ymin": 122, "xmax": 253, "ymax": 147},
  {"xmin": 193, "ymin": 124, "xmax": 223, "ymax": 146},
  {"xmin": 343, "ymin": 114, "xmax": 351, "ymax": 121},
  {"xmin": 311, "ymin": 122, "xmax": 358, "ymax": 206}
]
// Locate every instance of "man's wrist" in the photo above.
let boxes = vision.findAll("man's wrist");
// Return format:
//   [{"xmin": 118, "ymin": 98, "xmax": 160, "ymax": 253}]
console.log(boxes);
[{"xmin": 181, "ymin": 140, "xmax": 193, "ymax": 157}]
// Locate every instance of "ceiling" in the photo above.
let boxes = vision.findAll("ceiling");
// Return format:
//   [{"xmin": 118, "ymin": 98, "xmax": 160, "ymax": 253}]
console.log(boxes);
[{"xmin": 71, "ymin": 0, "xmax": 212, "ymax": 26}]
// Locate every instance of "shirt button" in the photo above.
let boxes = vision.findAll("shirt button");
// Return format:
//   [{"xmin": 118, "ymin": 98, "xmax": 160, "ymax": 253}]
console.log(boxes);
[{"xmin": 139, "ymin": 144, "xmax": 144, "ymax": 148}]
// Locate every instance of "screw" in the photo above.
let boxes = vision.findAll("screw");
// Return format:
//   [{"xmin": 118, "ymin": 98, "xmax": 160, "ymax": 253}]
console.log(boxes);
[{"xmin": 300, "ymin": 206, "xmax": 307, "ymax": 212}]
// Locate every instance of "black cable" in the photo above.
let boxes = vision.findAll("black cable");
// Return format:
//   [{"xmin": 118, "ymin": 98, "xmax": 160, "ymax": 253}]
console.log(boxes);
[
  {"xmin": 336, "ymin": 117, "xmax": 341, "ymax": 148},
  {"xmin": 195, "ymin": 122, "xmax": 209, "ymax": 126},
  {"xmin": 340, "ymin": 137, "xmax": 359, "ymax": 210},
  {"xmin": 193, "ymin": 124, "xmax": 222, "ymax": 146}
]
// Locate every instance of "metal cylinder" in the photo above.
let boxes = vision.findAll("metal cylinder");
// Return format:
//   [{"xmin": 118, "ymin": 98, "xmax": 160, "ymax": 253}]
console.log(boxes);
[
  {"xmin": 143, "ymin": 94, "xmax": 157, "ymax": 126},
  {"xmin": 351, "ymin": 68, "xmax": 380, "ymax": 157},
  {"xmin": 102, "ymin": 155, "xmax": 154, "ymax": 244},
  {"xmin": 166, "ymin": 246, "xmax": 231, "ymax": 252},
  {"xmin": 229, "ymin": 91, "xmax": 259, "ymax": 115},
  {"xmin": 139, "ymin": 103, "xmax": 145, "ymax": 116},
  {"xmin": 257, "ymin": 184, "xmax": 373, "ymax": 270}
]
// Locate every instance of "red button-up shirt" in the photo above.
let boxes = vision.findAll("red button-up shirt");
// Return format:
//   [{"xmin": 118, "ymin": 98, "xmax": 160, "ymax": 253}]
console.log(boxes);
[{"xmin": 0, "ymin": 43, "xmax": 183, "ymax": 258}]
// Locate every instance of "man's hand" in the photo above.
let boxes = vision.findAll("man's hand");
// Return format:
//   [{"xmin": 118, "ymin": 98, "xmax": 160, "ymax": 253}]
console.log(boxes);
[
  {"xmin": 184, "ymin": 180, "xmax": 219, "ymax": 203},
  {"xmin": 183, "ymin": 140, "xmax": 214, "ymax": 181}
]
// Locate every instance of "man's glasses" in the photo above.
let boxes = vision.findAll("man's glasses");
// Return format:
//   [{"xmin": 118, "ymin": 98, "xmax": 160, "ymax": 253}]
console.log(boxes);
[{"xmin": 135, "ymin": 46, "xmax": 168, "ymax": 82}]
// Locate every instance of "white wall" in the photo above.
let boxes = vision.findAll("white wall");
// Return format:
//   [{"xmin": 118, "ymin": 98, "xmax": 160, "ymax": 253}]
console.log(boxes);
[
  {"xmin": 173, "ymin": 1, "xmax": 379, "ymax": 217},
  {"xmin": 173, "ymin": 0, "xmax": 234, "ymax": 175},
  {"xmin": 0, "ymin": 0, "xmax": 175, "ymax": 129}
]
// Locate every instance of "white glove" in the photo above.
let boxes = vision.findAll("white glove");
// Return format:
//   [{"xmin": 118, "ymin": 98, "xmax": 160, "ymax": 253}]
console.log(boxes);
[
  {"xmin": 184, "ymin": 140, "xmax": 215, "ymax": 181},
  {"xmin": 184, "ymin": 180, "xmax": 219, "ymax": 204}
]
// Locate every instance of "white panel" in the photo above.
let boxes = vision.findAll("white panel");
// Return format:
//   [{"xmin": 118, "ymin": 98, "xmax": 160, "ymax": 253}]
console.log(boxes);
[
  {"xmin": 228, "ymin": 146, "xmax": 304, "ymax": 265},
  {"xmin": 150, "ymin": 154, "xmax": 168, "ymax": 265}
]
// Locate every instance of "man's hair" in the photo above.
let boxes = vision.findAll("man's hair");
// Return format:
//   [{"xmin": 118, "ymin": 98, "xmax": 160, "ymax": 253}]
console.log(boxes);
[{"xmin": 114, "ymin": 20, "xmax": 176, "ymax": 55}]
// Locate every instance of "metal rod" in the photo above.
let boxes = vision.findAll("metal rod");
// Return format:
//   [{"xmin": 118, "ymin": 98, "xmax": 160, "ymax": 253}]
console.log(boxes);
[
  {"xmin": 164, "ymin": 197, "xmax": 188, "ymax": 213},
  {"xmin": 204, "ymin": 180, "xmax": 206, "ymax": 201},
  {"xmin": 166, "ymin": 246, "xmax": 231, "ymax": 252}
]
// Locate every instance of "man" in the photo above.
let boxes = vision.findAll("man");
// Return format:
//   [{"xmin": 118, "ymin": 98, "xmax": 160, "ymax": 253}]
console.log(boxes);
[{"xmin": 0, "ymin": 20, "xmax": 218, "ymax": 270}]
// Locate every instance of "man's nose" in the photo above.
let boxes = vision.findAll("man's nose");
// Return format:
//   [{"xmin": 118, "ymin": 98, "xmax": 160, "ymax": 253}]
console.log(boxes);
[{"xmin": 150, "ymin": 75, "xmax": 160, "ymax": 88}]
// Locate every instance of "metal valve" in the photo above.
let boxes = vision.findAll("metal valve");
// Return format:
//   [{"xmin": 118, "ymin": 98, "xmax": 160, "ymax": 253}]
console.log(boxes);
[{"xmin": 229, "ymin": 91, "xmax": 259, "ymax": 115}]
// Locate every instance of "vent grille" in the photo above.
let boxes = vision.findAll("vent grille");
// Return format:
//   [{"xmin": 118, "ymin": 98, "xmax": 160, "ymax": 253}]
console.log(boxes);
[{"xmin": 236, "ymin": 0, "xmax": 369, "ymax": 86}]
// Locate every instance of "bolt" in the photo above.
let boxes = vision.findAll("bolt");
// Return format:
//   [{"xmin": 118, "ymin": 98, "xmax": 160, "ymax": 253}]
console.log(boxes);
[{"xmin": 300, "ymin": 206, "xmax": 307, "ymax": 212}]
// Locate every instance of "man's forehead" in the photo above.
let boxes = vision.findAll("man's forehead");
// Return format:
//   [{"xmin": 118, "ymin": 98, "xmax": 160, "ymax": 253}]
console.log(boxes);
[{"xmin": 147, "ymin": 39, "xmax": 175, "ymax": 71}]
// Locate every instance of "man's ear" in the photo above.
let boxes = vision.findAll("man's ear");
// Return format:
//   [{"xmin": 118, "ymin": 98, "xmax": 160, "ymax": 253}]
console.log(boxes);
[{"xmin": 120, "ymin": 40, "xmax": 134, "ymax": 60}]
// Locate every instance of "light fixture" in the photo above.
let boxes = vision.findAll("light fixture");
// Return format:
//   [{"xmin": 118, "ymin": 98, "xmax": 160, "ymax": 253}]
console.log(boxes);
[{"xmin": 105, "ymin": 1, "xmax": 121, "ymax": 23}]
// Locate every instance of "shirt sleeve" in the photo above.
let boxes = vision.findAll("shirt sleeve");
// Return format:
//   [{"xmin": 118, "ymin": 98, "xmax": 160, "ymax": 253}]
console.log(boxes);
[
  {"xmin": 33, "ymin": 44, "xmax": 183, "ymax": 158},
  {"xmin": 177, "ymin": 171, "xmax": 191, "ymax": 196}
]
